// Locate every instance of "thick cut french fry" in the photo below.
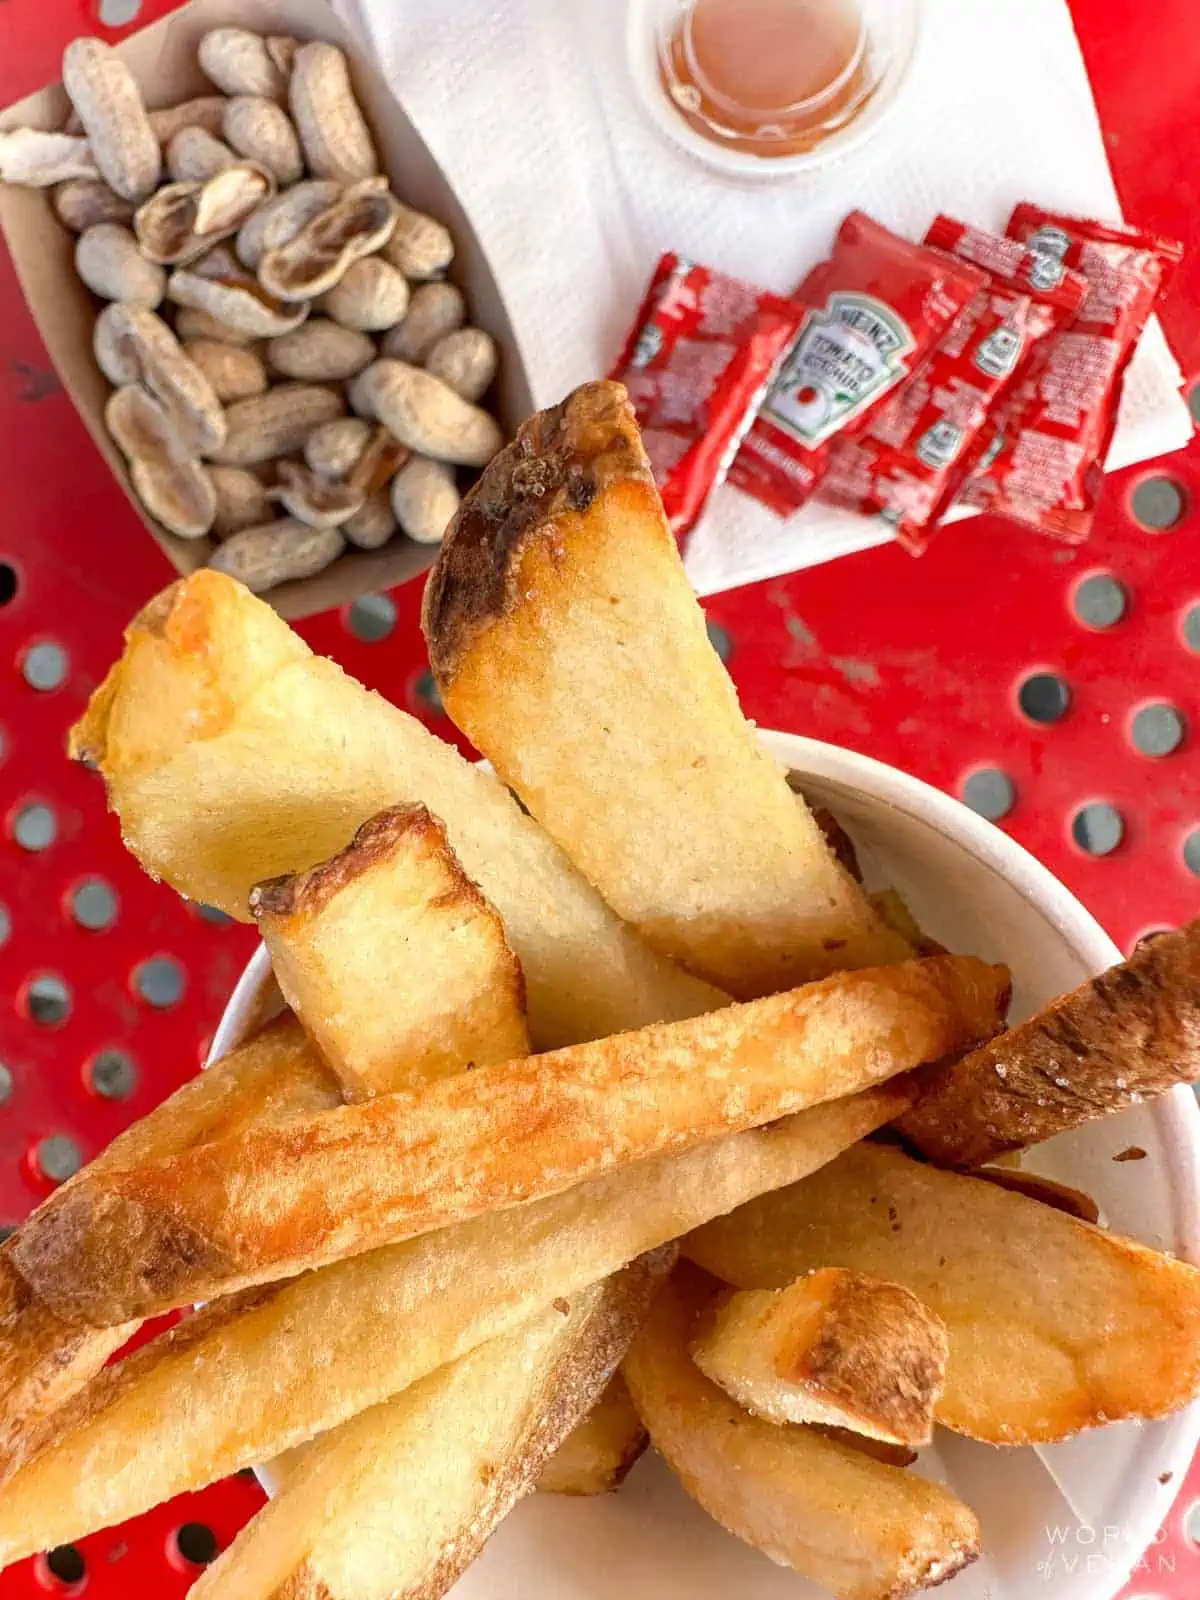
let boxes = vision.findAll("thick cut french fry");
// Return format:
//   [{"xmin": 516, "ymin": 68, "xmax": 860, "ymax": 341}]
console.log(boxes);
[
  {"xmin": 0, "ymin": 1014, "xmax": 337, "ymax": 1479},
  {"xmin": 622, "ymin": 1265, "xmax": 980, "ymax": 1600},
  {"xmin": 69, "ymin": 570, "xmax": 724, "ymax": 1050},
  {"xmin": 192, "ymin": 1254, "xmax": 672, "ymax": 1600},
  {"xmin": 897, "ymin": 918, "xmax": 1200, "ymax": 1166},
  {"xmin": 250, "ymin": 803, "xmax": 530, "ymax": 1100},
  {"xmin": 13, "ymin": 957, "xmax": 1007, "ymax": 1324},
  {"xmin": 685, "ymin": 1142, "xmax": 1200, "ymax": 1444},
  {"xmin": 0, "ymin": 1084, "xmax": 910, "ymax": 1562},
  {"xmin": 537, "ymin": 1373, "xmax": 647, "ymax": 1496},
  {"xmin": 422, "ymin": 381, "xmax": 910, "ymax": 1000},
  {"xmin": 691, "ymin": 1269, "xmax": 948, "ymax": 1448}
]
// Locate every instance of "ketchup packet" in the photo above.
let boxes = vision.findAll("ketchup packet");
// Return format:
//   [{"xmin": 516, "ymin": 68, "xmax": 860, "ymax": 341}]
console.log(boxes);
[
  {"xmin": 610, "ymin": 254, "xmax": 805, "ymax": 539},
  {"xmin": 818, "ymin": 216, "xmax": 1088, "ymax": 553},
  {"xmin": 729, "ymin": 212, "xmax": 986, "ymax": 517},
  {"xmin": 958, "ymin": 204, "xmax": 1184, "ymax": 542}
]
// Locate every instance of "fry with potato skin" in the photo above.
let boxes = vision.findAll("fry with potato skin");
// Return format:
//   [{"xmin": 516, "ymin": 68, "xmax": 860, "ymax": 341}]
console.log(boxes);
[
  {"xmin": 691, "ymin": 1269, "xmax": 948, "ymax": 1448},
  {"xmin": 896, "ymin": 917, "xmax": 1200, "ymax": 1166},
  {"xmin": 423, "ymin": 380, "xmax": 911, "ymax": 1000},
  {"xmin": 537, "ymin": 1373, "xmax": 647, "ymax": 1495},
  {"xmin": 190, "ymin": 1252, "xmax": 673, "ymax": 1600},
  {"xmin": 12, "ymin": 956, "xmax": 1007, "ymax": 1325},
  {"xmin": 685, "ymin": 1141, "xmax": 1200, "ymax": 1444},
  {"xmin": 0, "ymin": 1083, "xmax": 912, "ymax": 1560},
  {"xmin": 68, "ymin": 571, "xmax": 724, "ymax": 1049},
  {"xmin": 623, "ymin": 1265, "xmax": 981, "ymax": 1600}
]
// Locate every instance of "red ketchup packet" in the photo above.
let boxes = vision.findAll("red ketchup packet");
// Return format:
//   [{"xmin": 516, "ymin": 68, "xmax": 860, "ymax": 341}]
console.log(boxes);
[
  {"xmin": 729, "ymin": 211, "xmax": 986, "ymax": 517},
  {"xmin": 818, "ymin": 216, "xmax": 1088, "ymax": 553},
  {"xmin": 610, "ymin": 254, "xmax": 805, "ymax": 540},
  {"xmin": 957, "ymin": 204, "xmax": 1184, "ymax": 542}
]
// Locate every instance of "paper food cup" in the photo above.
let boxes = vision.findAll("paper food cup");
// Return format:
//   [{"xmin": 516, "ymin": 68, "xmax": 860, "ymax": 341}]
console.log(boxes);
[
  {"xmin": 0, "ymin": 0, "xmax": 533, "ymax": 620},
  {"xmin": 211, "ymin": 729, "xmax": 1200, "ymax": 1600}
]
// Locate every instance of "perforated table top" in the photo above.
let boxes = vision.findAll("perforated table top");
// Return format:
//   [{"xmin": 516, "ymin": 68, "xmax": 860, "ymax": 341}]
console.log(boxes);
[{"xmin": 1, "ymin": 0, "xmax": 1199, "ymax": 1595}]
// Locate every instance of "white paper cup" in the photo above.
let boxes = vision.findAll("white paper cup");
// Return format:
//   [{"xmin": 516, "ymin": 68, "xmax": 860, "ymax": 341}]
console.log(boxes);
[{"xmin": 211, "ymin": 729, "xmax": 1200, "ymax": 1600}]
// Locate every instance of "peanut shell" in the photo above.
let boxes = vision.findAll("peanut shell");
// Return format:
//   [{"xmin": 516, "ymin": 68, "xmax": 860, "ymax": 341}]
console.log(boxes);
[
  {"xmin": 381, "ymin": 281, "xmax": 465, "ymax": 363},
  {"xmin": 210, "ymin": 465, "xmax": 274, "ymax": 537},
  {"xmin": 356, "ymin": 359, "xmax": 501, "ymax": 466},
  {"xmin": 198, "ymin": 28, "xmax": 287, "ymax": 99},
  {"xmin": 390, "ymin": 455, "xmax": 460, "ymax": 544},
  {"xmin": 62, "ymin": 38, "xmax": 160, "ymax": 202},
  {"xmin": 383, "ymin": 202, "xmax": 454, "ymax": 280},
  {"xmin": 235, "ymin": 179, "xmax": 341, "ymax": 270},
  {"xmin": 304, "ymin": 417, "xmax": 371, "ymax": 477},
  {"xmin": 289, "ymin": 41, "xmax": 378, "ymax": 184},
  {"xmin": 0, "ymin": 130, "xmax": 97, "ymax": 186},
  {"xmin": 166, "ymin": 127, "xmax": 236, "ymax": 184},
  {"xmin": 266, "ymin": 319, "xmax": 375, "ymax": 382},
  {"xmin": 272, "ymin": 461, "xmax": 364, "ymax": 529},
  {"xmin": 132, "ymin": 456, "xmax": 217, "ymax": 538},
  {"xmin": 147, "ymin": 97, "xmax": 229, "ymax": 145},
  {"xmin": 208, "ymin": 519, "xmax": 345, "ymax": 592},
  {"xmin": 258, "ymin": 181, "xmax": 399, "ymax": 302},
  {"xmin": 173, "ymin": 306, "xmax": 262, "ymax": 346},
  {"xmin": 342, "ymin": 489, "xmax": 396, "ymax": 549},
  {"xmin": 75, "ymin": 223, "xmax": 165, "ymax": 307},
  {"xmin": 317, "ymin": 257, "xmax": 409, "ymax": 332},
  {"xmin": 53, "ymin": 177, "xmax": 134, "ymax": 231},
  {"xmin": 183, "ymin": 339, "xmax": 268, "ymax": 402},
  {"xmin": 168, "ymin": 244, "xmax": 310, "ymax": 339},
  {"xmin": 136, "ymin": 164, "xmax": 276, "ymax": 266},
  {"xmin": 222, "ymin": 96, "xmax": 304, "ymax": 186},
  {"xmin": 208, "ymin": 383, "xmax": 345, "ymax": 466},
  {"xmin": 425, "ymin": 327, "xmax": 497, "ymax": 403}
]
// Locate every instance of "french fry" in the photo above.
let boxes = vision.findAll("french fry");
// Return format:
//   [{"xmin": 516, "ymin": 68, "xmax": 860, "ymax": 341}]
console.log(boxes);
[
  {"xmin": 685, "ymin": 1141, "xmax": 1200, "ymax": 1444},
  {"xmin": 897, "ymin": 918, "xmax": 1200, "ymax": 1165},
  {"xmin": 537, "ymin": 1374, "xmax": 647, "ymax": 1496},
  {"xmin": 190, "ymin": 1253, "xmax": 672, "ymax": 1600},
  {"xmin": 422, "ymin": 381, "xmax": 911, "ymax": 1000},
  {"xmin": 0, "ymin": 1014, "xmax": 337, "ymax": 1479},
  {"xmin": 250, "ymin": 803, "xmax": 530, "ymax": 1100},
  {"xmin": 13, "ymin": 956, "xmax": 1007, "ymax": 1324},
  {"xmin": 0, "ymin": 1083, "xmax": 910, "ymax": 1561},
  {"xmin": 622, "ymin": 1265, "xmax": 980, "ymax": 1600},
  {"xmin": 691, "ymin": 1269, "xmax": 948, "ymax": 1449},
  {"xmin": 69, "ymin": 570, "xmax": 724, "ymax": 1050}
]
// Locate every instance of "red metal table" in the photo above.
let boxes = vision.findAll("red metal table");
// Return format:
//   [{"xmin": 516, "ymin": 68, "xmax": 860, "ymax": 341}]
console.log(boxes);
[{"xmin": 1, "ymin": 0, "xmax": 1198, "ymax": 1594}]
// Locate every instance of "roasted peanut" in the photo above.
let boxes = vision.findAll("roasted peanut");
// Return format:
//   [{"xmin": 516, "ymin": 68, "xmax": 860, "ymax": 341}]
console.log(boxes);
[
  {"xmin": 235, "ymin": 179, "xmax": 340, "ymax": 270},
  {"xmin": 62, "ymin": 38, "xmax": 160, "ymax": 202},
  {"xmin": 289, "ymin": 41, "xmax": 377, "ymax": 183},
  {"xmin": 304, "ymin": 417, "xmax": 371, "ymax": 477},
  {"xmin": 383, "ymin": 202, "xmax": 454, "ymax": 281},
  {"xmin": 0, "ymin": 129, "xmax": 98, "ymax": 186},
  {"xmin": 266, "ymin": 319, "xmax": 375, "ymax": 382},
  {"xmin": 147, "ymin": 97, "xmax": 228, "ymax": 145},
  {"xmin": 210, "ymin": 464, "xmax": 274, "ymax": 536},
  {"xmin": 208, "ymin": 383, "xmax": 345, "ymax": 466},
  {"xmin": 381, "ymin": 280, "xmax": 465, "ymax": 362},
  {"xmin": 198, "ymin": 28, "xmax": 287, "ymax": 100},
  {"xmin": 356, "ymin": 359, "xmax": 501, "ymax": 466},
  {"xmin": 168, "ymin": 243, "xmax": 309, "ymax": 338},
  {"xmin": 136, "ymin": 164, "xmax": 275, "ymax": 266},
  {"xmin": 272, "ymin": 461, "xmax": 364, "ymax": 529},
  {"xmin": 183, "ymin": 339, "xmax": 268, "ymax": 402},
  {"xmin": 222, "ymin": 96, "xmax": 304, "ymax": 186},
  {"xmin": 258, "ymin": 180, "xmax": 399, "ymax": 301},
  {"xmin": 132, "ymin": 456, "xmax": 217, "ymax": 538},
  {"xmin": 390, "ymin": 455, "xmax": 460, "ymax": 544},
  {"xmin": 99, "ymin": 304, "xmax": 226, "ymax": 455},
  {"xmin": 425, "ymin": 327, "xmax": 497, "ymax": 403},
  {"xmin": 173, "ymin": 306, "xmax": 261, "ymax": 346},
  {"xmin": 166, "ymin": 126, "xmax": 236, "ymax": 183},
  {"xmin": 93, "ymin": 302, "xmax": 141, "ymax": 385},
  {"xmin": 342, "ymin": 489, "xmax": 396, "ymax": 549},
  {"xmin": 75, "ymin": 223, "xmax": 165, "ymax": 307},
  {"xmin": 346, "ymin": 424, "xmax": 408, "ymax": 496},
  {"xmin": 317, "ymin": 257, "xmax": 409, "ymax": 332},
  {"xmin": 208, "ymin": 518, "xmax": 345, "ymax": 592},
  {"xmin": 53, "ymin": 176, "xmax": 134, "ymax": 230}
]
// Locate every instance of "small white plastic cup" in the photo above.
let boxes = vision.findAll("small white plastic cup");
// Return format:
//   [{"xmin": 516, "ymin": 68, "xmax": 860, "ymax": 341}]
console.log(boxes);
[
  {"xmin": 627, "ymin": 0, "xmax": 925, "ymax": 181},
  {"xmin": 212, "ymin": 730, "xmax": 1200, "ymax": 1597}
]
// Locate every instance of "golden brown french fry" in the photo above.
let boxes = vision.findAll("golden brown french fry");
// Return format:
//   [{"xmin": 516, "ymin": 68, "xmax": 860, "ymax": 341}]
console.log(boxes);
[
  {"xmin": 14, "ymin": 956, "xmax": 1007, "ymax": 1324},
  {"xmin": 191, "ymin": 1253, "xmax": 672, "ymax": 1600},
  {"xmin": 70, "ymin": 570, "xmax": 724, "ymax": 1049},
  {"xmin": 972, "ymin": 1166, "xmax": 1100, "ymax": 1224},
  {"xmin": 0, "ymin": 1083, "xmax": 911, "ymax": 1562},
  {"xmin": 691, "ymin": 1269, "xmax": 948, "ymax": 1449},
  {"xmin": 250, "ymin": 803, "xmax": 530, "ymax": 1100},
  {"xmin": 422, "ymin": 381, "xmax": 911, "ymax": 1001},
  {"xmin": 685, "ymin": 1141, "xmax": 1200, "ymax": 1445},
  {"xmin": 897, "ymin": 917, "xmax": 1200, "ymax": 1165},
  {"xmin": 0, "ymin": 1014, "xmax": 338, "ymax": 1479},
  {"xmin": 537, "ymin": 1374, "xmax": 647, "ymax": 1496},
  {"xmin": 622, "ymin": 1265, "xmax": 980, "ymax": 1600}
]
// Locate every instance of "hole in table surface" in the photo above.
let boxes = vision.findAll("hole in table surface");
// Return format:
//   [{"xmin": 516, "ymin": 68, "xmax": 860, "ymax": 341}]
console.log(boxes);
[
  {"xmin": 1131, "ymin": 475, "xmax": 1187, "ymax": 531},
  {"xmin": 1017, "ymin": 672, "xmax": 1071, "ymax": 725},
  {"xmin": 705, "ymin": 618, "xmax": 733, "ymax": 662},
  {"xmin": 69, "ymin": 878, "xmax": 119, "ymax": 932},
  {"xmin": 87, "ymin": 1048, "xmax": 137, "ymax": 1101},
  {"xmin": 196, "ymin": 903, "xmax": 233, "ymax": 926},
  {"xmin": 0, "ymin": 904, "xmax": 9, "ymax": 947},
  {"xmin": 1184, "ymin": 831, "xmax": 1200, "ymax": 878},
  {"xmin": 1130, "ymin": 702, "xmax": 1186, "ymax": 757},
  {"xmin": 24, "ymin": 974, "xmax": 72, "ymax": 1026},
  {"xmin": 133, "ymin": 956, "xmax": 186, "ymax": 1009},
  {"xmin": 96, "ymin": 0, "xmax": 142, "ymax": 25},
  {"xmin": 960, "ymin": 768, "xmax": 1015, "ymax": 822},
  {"xmin": 1071, "ymin": 573, "xmax": 1127, "ymax": 630},
  {"xmin": 1184, "ymin": 1495, "xmax": 1200, "ymax": 1548},
  {"xmin": 43, "ymin": 1544, "xmax": 86, "ymax": 1588},
  {"xmin": 346, "ymin": 593, "xmax": 397, "ymax": 642},
  {"xmin": 21, "ymin": 641, "xmax": 68, "ymax": 692},
  {"xmin": 12, "ymin": 801, "xmax": 56, "ymax": 852},
  {"xmin": 0, "ymin": 564, "xmax": 17, "ymax": 608},
  {"xmin": 35, "ymin": 1135, "xmax": 82, "ymax": 1185},
  {"xmin": 1072, "ymin": 802, "xmax": 1125, "ymax": 857},
  {"xmin": 411, "ymin": 668, "xmax": 444, "ymax": 715},
  {"xmin": 0, "ymin": 1063, "xmax": 12, "ymax": 1103},
  {"xmin": 1182, "ymin": 604, "xmax": 1200, "ymax": 654},
  {"xmin": 174, "ymin": 1523, "xmax": 219, "ymax": 1567}
]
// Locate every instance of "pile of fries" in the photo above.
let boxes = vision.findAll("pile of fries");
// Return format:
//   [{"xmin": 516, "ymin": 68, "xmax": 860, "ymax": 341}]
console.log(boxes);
[{"xmin": 2, "ymin": 379, "xmax": 1199, "ymax": 1600}]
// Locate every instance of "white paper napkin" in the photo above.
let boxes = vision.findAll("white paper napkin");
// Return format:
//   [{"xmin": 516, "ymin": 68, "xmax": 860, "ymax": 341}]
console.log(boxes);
[{"xmin": 340, "ymin": 0, "xmax": 1193, "ymax": 594}]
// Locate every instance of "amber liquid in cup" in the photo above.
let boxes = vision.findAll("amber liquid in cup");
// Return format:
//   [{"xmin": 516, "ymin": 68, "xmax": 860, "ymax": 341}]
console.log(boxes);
[{"xmin": 659, "ymin": 0, "xmax": 874, "ymax": 158}]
